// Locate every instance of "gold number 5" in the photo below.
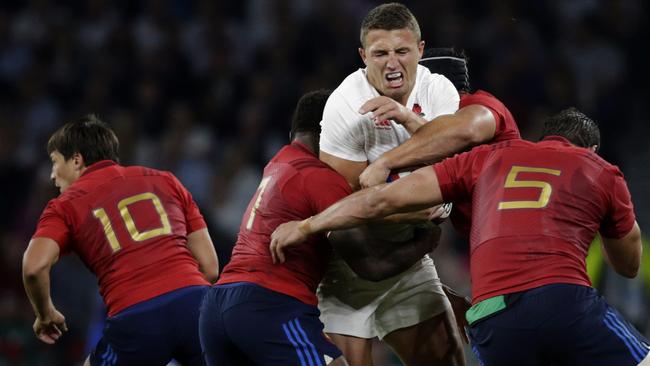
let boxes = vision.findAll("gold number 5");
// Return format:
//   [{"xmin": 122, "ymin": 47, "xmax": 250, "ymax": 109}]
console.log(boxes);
[
  {"xmin": 92, "ymin": 192, "xmax": 172, "ymax": 252},
  {"xmin": 498, "ymin": 166, "xmax": 561, "ymax": 210}
]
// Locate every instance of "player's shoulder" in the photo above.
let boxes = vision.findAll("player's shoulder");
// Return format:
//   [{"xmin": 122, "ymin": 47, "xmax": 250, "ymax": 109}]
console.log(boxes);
[
  {"xmin": 124, "ymin": 165, "xmax": 177, "ymax": 180},
  {"xmin": 124, "ymin": 165, "xmax": 183, "ymax": 188},
  {"xmin": 328, "ymin": 68, "xmax": 374, "ymax": 109},
  {"xmin": 416, "ymin": 65, "xmax": 453, "ymax": 89},
  {"xmin": 462, "ymin": 90, "xmax": 502, "ymax": 106}
]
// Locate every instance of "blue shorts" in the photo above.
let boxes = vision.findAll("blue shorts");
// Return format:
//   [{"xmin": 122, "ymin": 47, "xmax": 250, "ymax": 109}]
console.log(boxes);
[
  {"xmin": 468, "ymin": 284, "xmax": 650, "ymax": 366},
  {"xmin": 89, "ymin": 285, "xmax": 208, "ymax": 366},
  {"xmin": 199, "ymin": 282, "xmax": 342, "ymax": 366}
]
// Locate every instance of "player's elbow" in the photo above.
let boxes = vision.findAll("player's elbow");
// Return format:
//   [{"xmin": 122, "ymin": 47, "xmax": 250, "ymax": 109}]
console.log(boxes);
[
  {"xmin": 22, "ymin": 253, "xmax": 49, "ymax": 282},
  {"xmin": 619, "ymin": 264, "xmax": 639, "ymax": 279},
  {"xmin": 201, "ymin": 259, "xmax": 220, "ymax": 284},
  {"xmin": 617, "ymin": 252, "xmax": 641, "ymax": 279},
  {"xmin": 204, "ymin": 267, "xmax": 219, "ymax": 284},
  {"xmin": 603, "ymin": 224, "xmax": 642, "ymax": 279}
]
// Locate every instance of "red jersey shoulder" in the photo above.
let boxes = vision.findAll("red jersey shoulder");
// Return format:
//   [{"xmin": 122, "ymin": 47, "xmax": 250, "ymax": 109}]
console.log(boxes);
[{"xmin": 461, "ymin": 90, "xmax": 521, "ymax": 142}]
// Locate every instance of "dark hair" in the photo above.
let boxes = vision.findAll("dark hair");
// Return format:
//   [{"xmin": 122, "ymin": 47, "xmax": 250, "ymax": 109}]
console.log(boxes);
[
  {"xmin": 420, "ymin": 48, "xmax": 470, "ymax": 93},
  {"xmin": 290, "ymin": 89, "xmax": 332, "ymax": 141},
  {"xmin": 47, "ymin": 114, "xmax": 120, "ymax": 165},
  {"xmin": 540, "ymin": 108, "xmax": 600, "ymax": 150},
  {"xmin": 360, "ymin": 3, "xmax": 420, "ymax": 47}
]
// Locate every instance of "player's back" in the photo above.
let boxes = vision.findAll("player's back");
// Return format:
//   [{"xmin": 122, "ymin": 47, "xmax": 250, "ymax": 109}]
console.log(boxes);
[
  {"xmin": 465, "ymin": 137, "xmax": 632, "ymax": 301},
  {"xmin": 47, "ymin": 161, "xmax": 208, "ymax": 315},
  {"xmin": 218, "ymin": 142, "xmax": 350, "ymax": 305}
]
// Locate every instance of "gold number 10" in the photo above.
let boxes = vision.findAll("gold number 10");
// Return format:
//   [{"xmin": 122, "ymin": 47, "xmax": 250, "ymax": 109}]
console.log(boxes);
[
  {"xmin": 92, "ymin": 192, "xmax": 172, "ymax": 252},
  {"xmin": 498, "ymin": 166, "xmax": 562, "ymax": 210}
]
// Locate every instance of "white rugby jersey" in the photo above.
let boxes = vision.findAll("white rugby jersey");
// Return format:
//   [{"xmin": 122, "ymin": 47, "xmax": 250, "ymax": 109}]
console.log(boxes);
[{"xmin": 320, "ymin": 64, "xmax": 459, "ymax": 163}]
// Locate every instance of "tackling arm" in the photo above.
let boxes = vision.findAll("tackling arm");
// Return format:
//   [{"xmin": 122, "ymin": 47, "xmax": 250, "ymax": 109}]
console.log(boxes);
[
  {"xmin": 187, "ymin": 228, "xmax": 219, "ymax": 283},
  {"xmin": 22, "ymin": 237, "xmax": 68, "ymax": 344},
  {"xmin": 360, "ymin": 105, "xmax": 496, "ymax": 187},
  {"xmin": 270, "ymin": 166, "xmax": 445, "ymax": 263}
]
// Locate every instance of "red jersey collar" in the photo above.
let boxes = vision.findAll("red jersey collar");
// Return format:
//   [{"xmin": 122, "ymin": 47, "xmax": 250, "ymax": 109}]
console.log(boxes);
[
  {"xmin": 290, "ymin": 141, "xmax": 317, "ymax": 157},
  {"xmin": 541, "ymin": 135, "xmax": 572, "ymax": 145},
  {"xmin": 81, "ymin": 160, "xmax": 118, "ymax": 177}
]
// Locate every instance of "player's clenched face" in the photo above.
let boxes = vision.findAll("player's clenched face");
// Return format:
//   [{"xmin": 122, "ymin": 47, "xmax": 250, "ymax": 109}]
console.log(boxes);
[
  {"xmin": 360, "ymin": 28, "xmax": 424, "ymax": 105},
  {"xmin": 50, "ymin": 151, "xmax": 82, "ymax": 193}
]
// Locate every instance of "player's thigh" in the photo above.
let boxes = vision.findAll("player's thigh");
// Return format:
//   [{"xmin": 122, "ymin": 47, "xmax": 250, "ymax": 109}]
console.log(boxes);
[
  {"xmin": 199, "ymin": 285, "xmax": 255, "ymax": 366},
  {"xmin": 467, "ymin": 319, "xmax": 543, "ymax": 366},
  {"xmin": 383, "ymin": 307, "xmax": 464, "ymax": 366},
  {"xmin": 372, "ymin": 258, "xmax": 450, "ymax": 339},
  {"xmin": 326, "ymin": 333, "xmax": 374, "ymax": 366},
  {"xmin": 88, "ymin": 315, "xmax": 171, "ymax": 366},
  {"xmin": 546, "ymin": 286, "xmax": 650, "ymax": 366},
  {"xmin": 167, "ymin": 286, "xmax": 209, "ymax": 366},
  {"xmin": 214, "ymin": 283, "xmax": 343, "ymax": 366}
]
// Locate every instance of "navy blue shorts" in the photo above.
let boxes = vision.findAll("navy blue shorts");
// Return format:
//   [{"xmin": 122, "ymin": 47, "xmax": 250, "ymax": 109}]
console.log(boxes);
[
  {"xmin": 468, "ymin": 284, "xmax": 650, "ymax": 366},
  {"xmin": 199, "ymin": 282, "xmax": 342, "ymax": 366},
  {"xmin": 89, "ymin": 285, "xmax": 208, "ymax": 366}
]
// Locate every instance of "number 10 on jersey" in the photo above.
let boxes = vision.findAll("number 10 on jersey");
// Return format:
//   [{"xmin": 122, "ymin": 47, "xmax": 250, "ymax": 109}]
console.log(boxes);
[{"xmin": 92, "ymin": 192, "xmax": 172, "ymax": 252}]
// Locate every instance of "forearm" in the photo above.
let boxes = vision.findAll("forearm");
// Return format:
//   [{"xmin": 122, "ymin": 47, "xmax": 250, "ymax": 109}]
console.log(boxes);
[
  {"xmin": 379, "ymin": 114, "xmax": 470, "ymax": 170},
  {"xmin": 304, "ymin": 185, "xmax": 393, "ymax": 234},
  {"xmin": 380, "ymin": 209, "xmax": 431, "ymax": 224},
  {"xmin": 187, "ymin": 228, "xmax": 219, "ymax": 283},
  {"xmin": 400, "ymin": 114, "xmax": 428, "ymax": 135}
]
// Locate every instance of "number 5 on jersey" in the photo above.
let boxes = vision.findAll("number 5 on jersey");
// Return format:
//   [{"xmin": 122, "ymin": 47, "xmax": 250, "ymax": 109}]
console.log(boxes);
[
  {"xmin": 498, "ymin": 166, "xmax": 561, "ymax": 210},
  {"xmin": 92, "ymin": 192, "xmax": 172, "ymax": 252}
]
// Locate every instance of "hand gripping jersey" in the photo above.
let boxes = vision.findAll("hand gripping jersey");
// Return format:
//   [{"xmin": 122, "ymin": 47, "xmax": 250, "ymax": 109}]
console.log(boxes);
[
  {"xmin": 433, "ymin": 137, "xmax": 636, "ymax": 303},
  {"xmin": 217, "ymin": 142, "xmax": 352, "ymax": 305},
  {"xmin": 450, "ymin": 90, "xmax": 521, "ymax": 237},
  {"xmin": 320, "ymin": 64, "xmax": 460, "ymax": 162},
  {"xmin": 33, "ymin": 160, "xmax": 209, "ymax": 316}
]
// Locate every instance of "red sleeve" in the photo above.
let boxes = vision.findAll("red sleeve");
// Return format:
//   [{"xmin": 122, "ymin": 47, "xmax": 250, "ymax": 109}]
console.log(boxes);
[
  {"xmin": 600, "ymin": 167, "xmax": 636, "ymax": 238},
  {"xmin": 461, "ymin": 91, "xmax": 520, "ymax": 142},
  {"xmin": 432, "ymin": 151, "xmax": 475, "ymax": 203},
  {"xmin": 461, "ymin": 92, "xmax": 500, "ymax": 130},
  {"xmin": 32, "ymin": 200, "xmax": 72, "ymax": 254},
  {"xmin": 166, "ymin": 173, "xmax": 207, "ymax": 233},
  {"xmin": 303, "ymin": 168, "xmax": 353, "ymax": 214}
]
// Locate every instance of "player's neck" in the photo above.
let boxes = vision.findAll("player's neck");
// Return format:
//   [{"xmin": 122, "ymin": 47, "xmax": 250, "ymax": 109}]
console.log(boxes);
[{"xmin": 292, "ymin": 133, "xmax": 318, "ymax": 156}]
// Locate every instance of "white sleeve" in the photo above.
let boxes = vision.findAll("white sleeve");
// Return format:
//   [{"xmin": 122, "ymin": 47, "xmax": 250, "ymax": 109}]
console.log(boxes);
[
  {"xmin": 319, "ymin": 92, "xmax": 368, "ymax": 162},
  {"xmin": 426, "ymin": 74, "xmax": 460, "ymax": 118}
]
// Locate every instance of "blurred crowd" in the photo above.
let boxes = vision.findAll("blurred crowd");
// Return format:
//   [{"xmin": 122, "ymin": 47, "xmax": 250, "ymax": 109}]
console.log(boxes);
[{"xmin": 0, "ymin": 0, "xmax": 648, "ymax": 365}]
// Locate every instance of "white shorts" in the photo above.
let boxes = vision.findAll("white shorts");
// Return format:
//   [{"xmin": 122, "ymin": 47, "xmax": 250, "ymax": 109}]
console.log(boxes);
[{"xmin": 317, "ymin": 254, "xmax": 450, "ymax": 340}]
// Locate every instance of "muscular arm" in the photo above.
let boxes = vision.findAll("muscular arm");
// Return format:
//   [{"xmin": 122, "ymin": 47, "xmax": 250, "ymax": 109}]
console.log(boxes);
[
  {"xmin": 328, "ymin": 223, "xmax": 441, "ymax": 281},
  {"xmin": 602, "ymin": 221, "xmax": 642, "ymax": 278},
  {"xmin": 320, "ymin": 150, "xmax": 368, "ymax": 191},
  {"xmin": 22, "ymin": 237, "xmax": 68, "ymax": 344},
  {"xmin": 187, "ymin": 228, "xmax": 219, "ymax": 283},
  {"xmin": 361, "ymin": 105, "xmax": 496, "ymax": 187},
  {"xmin": 270, "ymin": 166, "xmax": 445, "ymax": 262}
]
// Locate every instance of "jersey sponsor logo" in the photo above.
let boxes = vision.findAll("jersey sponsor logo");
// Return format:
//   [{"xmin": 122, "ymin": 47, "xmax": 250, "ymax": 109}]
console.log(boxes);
[{"xmin": 373, "ymin": 119, "xmax": 392, "ymax": 130}]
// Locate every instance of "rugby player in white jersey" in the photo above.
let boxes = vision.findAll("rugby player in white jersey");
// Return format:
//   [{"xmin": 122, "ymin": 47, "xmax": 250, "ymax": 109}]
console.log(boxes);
[{"xmin": 317, "ymin": 3, "xmax": 464, "ymax": 366}]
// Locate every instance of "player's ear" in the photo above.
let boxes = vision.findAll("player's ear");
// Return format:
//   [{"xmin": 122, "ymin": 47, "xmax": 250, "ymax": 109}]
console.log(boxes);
[
  {"xmin": 359, "ymin": 47, "xmax": 367, "ymax": 65},
  {"xmin": 72, "ymin": 153, "xmax": 85, "ymax": 170},
  {"xmin": 590, "ymin": 145, "xmax": 598, "ymax": 152},
  {"xmin": 418, "ymin": 40, "xmax": 425, "ymax": 58}
]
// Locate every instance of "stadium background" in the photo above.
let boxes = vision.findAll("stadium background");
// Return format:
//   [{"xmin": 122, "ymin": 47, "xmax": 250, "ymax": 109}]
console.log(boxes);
[{"xmin": 0, "ymin": 1, "xmax": 648, "ymax": 365}]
